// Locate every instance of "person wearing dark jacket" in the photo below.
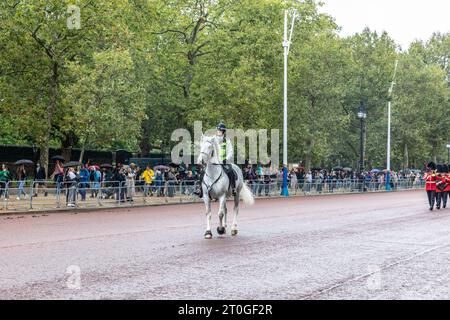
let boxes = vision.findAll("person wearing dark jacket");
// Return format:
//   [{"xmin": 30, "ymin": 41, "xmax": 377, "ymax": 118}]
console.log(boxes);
[
  {"xmin": 166, "ymin": 169, "xmax": 178, "ymax": 197},
  {"xmin": 34, "ymin": 162, "xmax": 47, "ymax": 197},
  {"xmin": 183, "ymin": 171, "xmax": 196, "ymax": 195},
  {"xmin": 112, "ymin": 167, "xmax": 126, "ymax": 202}
]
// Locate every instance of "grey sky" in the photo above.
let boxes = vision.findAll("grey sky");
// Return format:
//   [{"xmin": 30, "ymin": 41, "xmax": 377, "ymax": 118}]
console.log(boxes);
[{"xmin": 319, "ymin": 0, "xmax": 450, "ymax": 49}]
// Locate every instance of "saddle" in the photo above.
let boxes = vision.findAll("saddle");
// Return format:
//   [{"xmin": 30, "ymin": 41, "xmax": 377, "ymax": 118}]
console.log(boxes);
[
  {"xmin": 222, "ymin": 164, "xmax": 237, "ymax": 187},
  {"xmin": 222, "ymin": 164, "xmax": 235, "ymax": 177},
  {"xmin": 197, "ymin": 164, "xmax": 238, "ymax": 200}
]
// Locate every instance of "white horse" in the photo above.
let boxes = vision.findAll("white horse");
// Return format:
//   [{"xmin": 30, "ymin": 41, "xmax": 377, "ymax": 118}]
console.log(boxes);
[{"xmin": 197, "ymin": 135, "xmax": 255, "ymax": 239}]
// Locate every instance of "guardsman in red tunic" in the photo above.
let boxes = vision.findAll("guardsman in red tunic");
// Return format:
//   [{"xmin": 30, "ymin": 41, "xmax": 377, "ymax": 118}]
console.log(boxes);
[
  {"xmin": 435, "ymin": 168, "xmax": 444, "ymax": 210},
  {"xmin": 444, "ymin": 165, "xmax": 450, "ymax": 209},
  {"xmin": 424, "ymin": 162, "xmax": 437, "ymax": 211}
]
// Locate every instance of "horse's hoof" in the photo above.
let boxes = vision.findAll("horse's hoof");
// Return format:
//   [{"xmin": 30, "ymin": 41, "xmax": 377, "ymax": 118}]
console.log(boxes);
[
  {"xmin": 231, "ymin": 229, "xmax": 238, "ymax": 236},
  {"xmin": 217, "ymin": 226, "xmax": 226, "ymax": 235},
  {"xmin": 204, "ymin": 231, "xmax": 213, "ymax": 239}
]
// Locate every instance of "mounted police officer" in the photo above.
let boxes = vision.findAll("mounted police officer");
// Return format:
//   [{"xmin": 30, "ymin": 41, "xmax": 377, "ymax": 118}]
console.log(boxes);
[{"xmin": 195, "ymin": 123, "xmax": 237, "ymax": 198}]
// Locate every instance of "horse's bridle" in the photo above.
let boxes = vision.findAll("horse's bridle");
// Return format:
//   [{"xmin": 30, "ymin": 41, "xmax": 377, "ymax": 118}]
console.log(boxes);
[
  {"xmin": 200, "ymin": 139, "xmax": 215, "ymax": 163},
  {"xmin": 200, "ymin": 138, "xmax": 223, "ymax": 196}
]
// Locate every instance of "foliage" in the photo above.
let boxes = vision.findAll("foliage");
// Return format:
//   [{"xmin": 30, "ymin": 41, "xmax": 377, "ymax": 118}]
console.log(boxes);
[{"xmin": 1, "ymin": 0, "xmax": 449, "ymax": 170}]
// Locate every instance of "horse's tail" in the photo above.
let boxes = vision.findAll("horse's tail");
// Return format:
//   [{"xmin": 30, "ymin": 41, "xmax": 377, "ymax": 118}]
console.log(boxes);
[{"xmin": 240, "ymin": 182, "xmax": 255, "ymax": 206}]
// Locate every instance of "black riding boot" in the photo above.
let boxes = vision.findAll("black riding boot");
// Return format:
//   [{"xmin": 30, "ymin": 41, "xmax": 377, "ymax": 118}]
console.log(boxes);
[{"xmin": 225, "ymin": 165, "xmax": 237, "ymax": 196}]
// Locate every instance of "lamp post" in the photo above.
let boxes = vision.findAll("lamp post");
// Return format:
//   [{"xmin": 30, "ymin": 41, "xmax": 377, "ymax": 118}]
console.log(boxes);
[
  {"xmin": 447, "ymin": 144, "xmax": 450, "ymax": 163},
  {"xmin": 160, "ymin": 142, "xmax": 165, "ymax": 165},
  {"xmin": 386, "ymin": 60, "xmax": 399, "ymax": 191},
  {"xmin": 357, "ymin": 101, "xmax": 367, "ymax": 191},
  {"xmin": 281, "ymin": 8, "xmax": 298, "ymax": 197}
]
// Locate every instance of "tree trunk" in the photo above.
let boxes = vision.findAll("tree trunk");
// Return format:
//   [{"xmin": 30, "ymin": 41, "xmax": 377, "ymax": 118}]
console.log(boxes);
[
  {"xmin": 79, "ymin": 143, "xmax": 86, "ymax": 164},
  {"xmin": 61, "ymin": 147, "xmax": 72, "ymax": 162},
  {"xmin": 432, "ymin": 143, "xmax": 438, "ymax": 164},
  {"xmin": 61, "ymin": 131, "xmax": 78, "ymax": 162},
  {"xmin": 403, "ymin": 143, "xmax": 409, "ymax": 170},
  {"xmin": 39, "ymin": 144, "xmax": 49, "ymax": 179},
  {"xmin": 304, "ymin": 96, "xmax": 317, "ymax": 172},
  {"xmin": 305, "ymin": 139, "xmax": 313, "ymax": 171},
  {"xmin": 139, "ymin": 119, "xmax": 151, "ymax": 157},
  {"xmin": 40, "ymin": 61, "xmax": 59, "ymax": 178}
]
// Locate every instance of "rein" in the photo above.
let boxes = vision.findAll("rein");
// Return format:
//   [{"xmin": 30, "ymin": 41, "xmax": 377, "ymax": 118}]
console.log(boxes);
[{"xmin": 200, "ymin": 138, "xmax": 225, "ymax": 197}]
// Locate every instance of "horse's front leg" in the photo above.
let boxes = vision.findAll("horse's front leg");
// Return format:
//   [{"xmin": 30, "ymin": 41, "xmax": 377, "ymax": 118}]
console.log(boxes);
[
  {"xmin": 217, "ymin": 194, "xmax": 227, "ymax": 235},
  {"xmin": 204, "ymin": 197, "xmax": 212, "ymax": 239}
]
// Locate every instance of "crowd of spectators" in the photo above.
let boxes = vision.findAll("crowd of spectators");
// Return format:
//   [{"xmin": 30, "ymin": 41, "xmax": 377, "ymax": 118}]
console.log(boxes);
[{"xmin": 0, "ymin": 160, "xmax": 427, "ymax": 206}]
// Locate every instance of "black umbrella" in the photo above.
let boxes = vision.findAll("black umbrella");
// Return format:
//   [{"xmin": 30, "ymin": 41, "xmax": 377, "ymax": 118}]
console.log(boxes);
[
  {"xmin": 168, "ymin": 162, "xmax": 180, "ymax": 168},
  {"xmin": 63, "ymin": 161, "xmax": 81, "ymax": 168},
  {"xmin": 333, "ymin": 166, "xmax": 343, "ymax": 171},
  {"xmin": 100, "ymin": 163, "xmax": 113, "ymax": 169},
  {"xmin": 154, "ymin": 165, "xmax": 170, "ymax": 170},
  {"xmin": 15, "ymin": 159, "xmax": 34, "ymax": 166},
  {"xmin": 51, "ymin": 155, "xmax": 65, "ymax": 162}
]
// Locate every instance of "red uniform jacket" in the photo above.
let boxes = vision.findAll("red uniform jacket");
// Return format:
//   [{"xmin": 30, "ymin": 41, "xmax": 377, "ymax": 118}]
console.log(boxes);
[
  {"xmin": 425, "ymin": 173, "xmax": 437, "ymax": 191},
  {"xmin": 436, "ymin": 175, "xmax": 445, "ymax": 193},
  {"xmin": 445, "ymin": 174, "xmax": 450, "ymax": 192}
]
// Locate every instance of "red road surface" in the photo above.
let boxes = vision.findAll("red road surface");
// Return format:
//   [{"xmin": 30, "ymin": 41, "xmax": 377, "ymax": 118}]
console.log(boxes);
[{"xmin": 1, "ymin": 190, "xmax": 449, "ymax": 299}]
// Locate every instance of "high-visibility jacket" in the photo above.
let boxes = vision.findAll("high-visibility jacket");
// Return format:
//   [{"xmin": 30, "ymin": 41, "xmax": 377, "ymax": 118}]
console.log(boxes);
[
  {"xmin": 220, "ymin": 141, "xmax": 227, "ymax": 163},
  {"xmin": 211, "ymin": 136, "xmax": 233, "ymax": 164}
]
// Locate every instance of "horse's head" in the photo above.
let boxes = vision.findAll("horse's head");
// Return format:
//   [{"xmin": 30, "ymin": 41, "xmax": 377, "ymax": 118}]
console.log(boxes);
[{"xmin": 197, "ymin": 135, "xmax": 215, "ymax": 165}]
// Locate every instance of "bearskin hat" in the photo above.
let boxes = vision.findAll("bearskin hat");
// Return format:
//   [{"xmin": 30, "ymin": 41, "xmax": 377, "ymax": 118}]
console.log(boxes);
[{"xmin": 427, "ymin": 161, "xmax": 437, "ymax": 171}]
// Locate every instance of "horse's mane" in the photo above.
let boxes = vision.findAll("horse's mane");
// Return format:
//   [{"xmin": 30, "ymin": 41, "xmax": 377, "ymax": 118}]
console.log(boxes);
[
  {"xmin": 203, "ymin": 136, "xmax": 214, "ymax": 142},
  {"xmin": 202, "ymin": 136, "xmax": 217, "ymax": 147},
  {"xmin": 201, "ymin": 136, "xmax": 219, "ymax": 160}
]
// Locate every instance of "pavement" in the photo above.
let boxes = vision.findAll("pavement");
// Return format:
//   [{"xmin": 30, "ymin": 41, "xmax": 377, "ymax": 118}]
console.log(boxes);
[
  {"xmin": 0, "ymin": 191, "xmax": 199, "ymax": 213},
  {"xmin": 0, "ymin": 189, "xmax": 449, "ymax": 300}
]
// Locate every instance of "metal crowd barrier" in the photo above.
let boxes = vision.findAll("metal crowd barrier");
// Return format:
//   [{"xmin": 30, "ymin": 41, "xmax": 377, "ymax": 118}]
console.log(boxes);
[
  {"xmin": 247, "ymin": 178, "xmax": 426, "ymax": 197},
  {"xmin": 0, "ymin": 177, "xmax": 425, "ymax": 212},
  {"xmin": 0, "ymin": 179, "xmax": 203, "ymax": 212}
]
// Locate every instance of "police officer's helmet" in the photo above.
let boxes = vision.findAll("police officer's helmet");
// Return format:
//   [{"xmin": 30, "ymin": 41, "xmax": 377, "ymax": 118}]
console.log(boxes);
[{"xmin": 216, "ymin": 123, "xmax": 227, "ymax": 132}]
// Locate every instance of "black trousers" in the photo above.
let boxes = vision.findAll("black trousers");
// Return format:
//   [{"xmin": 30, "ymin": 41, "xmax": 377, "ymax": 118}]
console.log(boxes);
[
  {"xmin": 427, "ymin": 190, "xmax": 436, "ymax": 208},
  {"xmin": 436, "ymin": 191, "xmax": 448, "ymax": 208}
]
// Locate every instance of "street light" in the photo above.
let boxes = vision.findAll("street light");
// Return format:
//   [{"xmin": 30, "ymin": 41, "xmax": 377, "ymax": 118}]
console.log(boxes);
[
  {"xmin": 446, "ymin": 144, "xmax": 450, "ymax": 163},
  {"xmin": 357, "ymin": 101, "xmax": 366, "ymax": 191},
  {"xmin": 160, "ymin": 142, "xmax": 165, "ymax": 165},
  {"xmin": 386, "ymin": 60, "xmax": 399, "ymax": 191},
  {"xmin": 281, "ymin": 8, "xmax": 298, "ymax": 197}
]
